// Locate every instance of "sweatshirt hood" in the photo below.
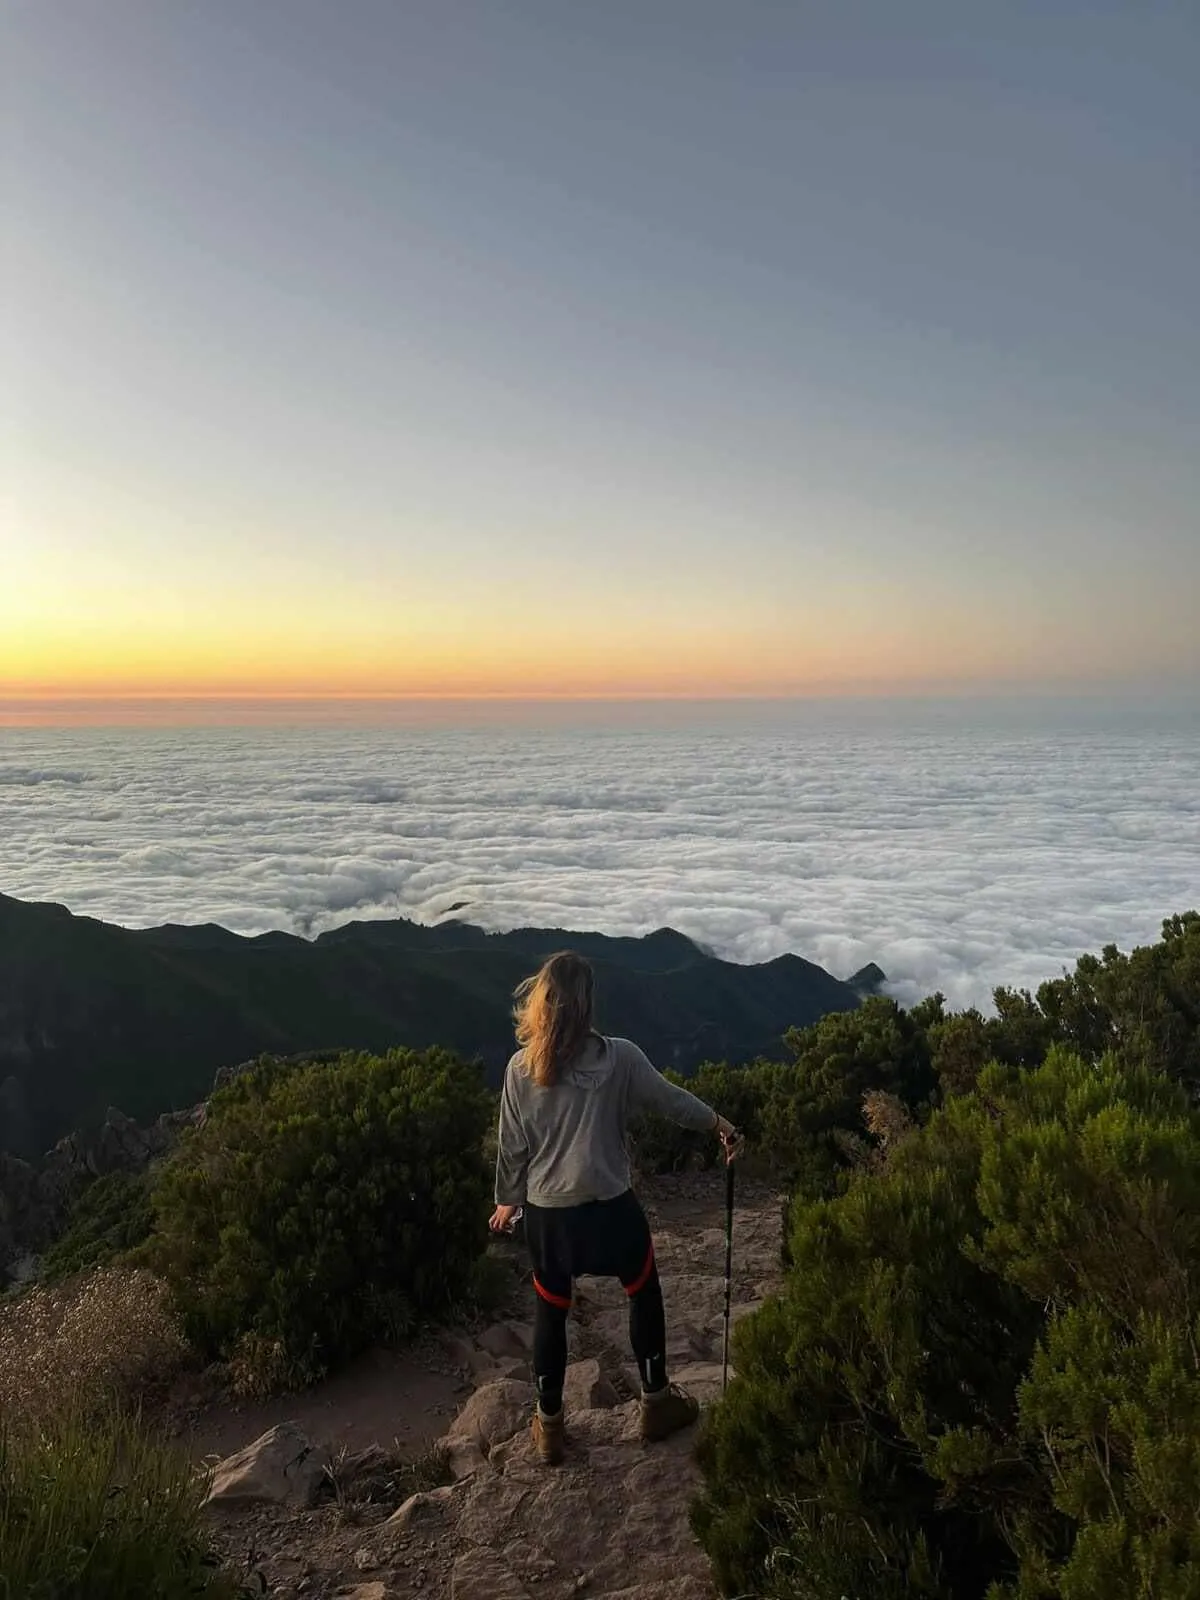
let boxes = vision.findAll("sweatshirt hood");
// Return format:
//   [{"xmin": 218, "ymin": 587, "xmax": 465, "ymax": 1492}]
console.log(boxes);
[{"xmin": 561, "ymin": 1034, "xmax": 614, "ymax": 1090}]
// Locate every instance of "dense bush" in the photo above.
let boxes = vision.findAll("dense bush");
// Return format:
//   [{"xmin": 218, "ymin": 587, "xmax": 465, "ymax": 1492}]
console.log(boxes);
[
  {"xmin": 0, "ymin": 1403, "xmax": 239, "ymax": 1599},
  {"xmin": 634, "ymin": 996, "xmax": 937, "ymax": 1198},
  {"xmin": 148, "ymin": 1047, "xmax": 491, "ymax": 1388},
  {"xmin": 694, "ymin": 1043, "xmax": 1200, "ymax": 1599}
]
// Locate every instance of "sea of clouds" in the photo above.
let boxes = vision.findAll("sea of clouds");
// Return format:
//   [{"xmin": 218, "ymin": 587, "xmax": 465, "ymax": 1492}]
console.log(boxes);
[{"xmin": 1, "ymin": 701, "xmax": 1197, "ymax": 1009}]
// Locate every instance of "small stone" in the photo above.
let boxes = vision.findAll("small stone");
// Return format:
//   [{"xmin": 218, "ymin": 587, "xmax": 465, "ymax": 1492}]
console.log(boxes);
[
  {"xmin": 353, "ymin": 1546, "xmax": 377, "ymax": 1572},
  {"xmin": 386, "ymin": 1484, "xmax": 458, "ymax": 1530}
]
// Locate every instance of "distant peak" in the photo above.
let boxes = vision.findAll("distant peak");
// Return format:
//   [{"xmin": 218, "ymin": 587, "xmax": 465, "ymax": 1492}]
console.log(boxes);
[{"xmin": 847, "ymin": 962, "xmax": 888, "ymax": 995}]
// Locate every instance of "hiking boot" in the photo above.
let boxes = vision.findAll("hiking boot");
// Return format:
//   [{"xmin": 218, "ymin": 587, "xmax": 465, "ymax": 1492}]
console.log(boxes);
[
  {"xmin": 640, "ymin": 1382, "xmax": 700, "ymax": 1442},
  {"xmin": 531, "ymin": 1408, "xmax": 565, "ymax": 1465}
]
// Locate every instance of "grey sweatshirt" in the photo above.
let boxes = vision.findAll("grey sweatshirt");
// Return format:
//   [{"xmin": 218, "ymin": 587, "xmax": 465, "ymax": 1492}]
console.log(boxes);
[{"xmin": 494, "ymin": 1033, "xmax": 716, "ymax": 1208}]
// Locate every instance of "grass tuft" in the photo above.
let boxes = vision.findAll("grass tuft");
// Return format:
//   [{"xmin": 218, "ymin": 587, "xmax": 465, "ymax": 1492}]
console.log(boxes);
[
  {"xmin": 321, "ymin": 1440, "xmax": 452, "ymax": 1524},
  {"xmin": 0, "ymin": 1402, "xmax": 242, "ymax": 1599}
]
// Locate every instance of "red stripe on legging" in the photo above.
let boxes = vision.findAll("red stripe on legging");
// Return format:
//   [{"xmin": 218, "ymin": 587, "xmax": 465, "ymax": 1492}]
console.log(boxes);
[
  {"xmin": 533, "ymin": 1274, "xmax": 572, "ymax": 1310},
  {"xmin": 625, "ymin": 1243, "xmax": 656, "ymax": 1297}
]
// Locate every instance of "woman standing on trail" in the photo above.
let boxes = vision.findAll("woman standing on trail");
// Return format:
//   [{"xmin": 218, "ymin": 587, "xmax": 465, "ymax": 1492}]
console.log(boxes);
[{"xmin": 489, "ymin": 950, "xmax": 741, "ymax": 1466}]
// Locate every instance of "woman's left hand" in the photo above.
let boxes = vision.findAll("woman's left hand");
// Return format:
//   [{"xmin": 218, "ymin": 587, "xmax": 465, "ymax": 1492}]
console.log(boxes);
[
  {"xmin": 715, "ymin": 1116, "xmax": 744, "ymax": 1164},
  {"xmin": 489, "ymin": 1204, "xmax": 521, "ymax": 1234}
]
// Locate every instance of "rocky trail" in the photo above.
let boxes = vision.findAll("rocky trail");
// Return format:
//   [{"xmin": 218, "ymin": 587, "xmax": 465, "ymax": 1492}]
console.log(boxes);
[{"xmin": 202, "ymin": 1173, "xmax": 783, "ymax": 1600}]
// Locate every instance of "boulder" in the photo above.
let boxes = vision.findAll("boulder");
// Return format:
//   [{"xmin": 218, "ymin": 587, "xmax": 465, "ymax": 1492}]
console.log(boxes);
[
  {"xmin": 203, "ymin": 1422, "xmax": 326, "ymax": 1509},
  {"xmin": 447, "ymin": 1378, "xmax": 534, "ymax": 1454},
  {"xmin": 564, "ymin": 1360, "xmax": 619, "ymax": 1413},
  {"xmin": 477, "ymin": 1323, "xmax": 528, "ymax": 1361},
  {"xmin": 439, "ymin": 1434, "xmax": 489, "ymax": 1480}
]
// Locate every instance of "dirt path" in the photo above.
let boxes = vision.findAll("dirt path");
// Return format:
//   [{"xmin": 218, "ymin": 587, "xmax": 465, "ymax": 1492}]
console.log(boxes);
[
  {"xmin": 205, "ymin": 1171, "xmax": 783, "ymax": 1600},
  {"xmin": 184, "ymin": 1346, "xmax": 468, "ymax": 1466}
]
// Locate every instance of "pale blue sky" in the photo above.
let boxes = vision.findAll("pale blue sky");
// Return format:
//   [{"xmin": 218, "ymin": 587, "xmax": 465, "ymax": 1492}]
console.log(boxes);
[{"xmin": 5, "ymin": 1, "xmax": 1198, "ymax": 698}]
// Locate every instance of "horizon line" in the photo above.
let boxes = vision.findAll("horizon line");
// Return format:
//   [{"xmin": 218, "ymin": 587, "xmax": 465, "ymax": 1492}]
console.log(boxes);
[{"xmin": 4, "ymin": 684, "xmax": 1191, "ymax": 704}]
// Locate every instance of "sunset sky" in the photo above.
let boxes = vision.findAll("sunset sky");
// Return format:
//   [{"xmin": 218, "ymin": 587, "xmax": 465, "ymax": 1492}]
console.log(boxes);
[{"xmin": 5, "ymin": 2, "xmax": 1198, "ymax": 711}]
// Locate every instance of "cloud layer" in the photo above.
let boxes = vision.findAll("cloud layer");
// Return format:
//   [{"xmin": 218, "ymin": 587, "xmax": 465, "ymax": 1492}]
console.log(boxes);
[{"xmin": 2, "ymin": 710, "xmax": 1198, "ymax": 1009}]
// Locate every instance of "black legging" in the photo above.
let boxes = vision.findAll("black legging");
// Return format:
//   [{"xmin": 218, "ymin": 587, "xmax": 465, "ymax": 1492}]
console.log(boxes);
[{"xmin": 523, "ymin": 1190, "xmax": 669, "ymax": 1414}]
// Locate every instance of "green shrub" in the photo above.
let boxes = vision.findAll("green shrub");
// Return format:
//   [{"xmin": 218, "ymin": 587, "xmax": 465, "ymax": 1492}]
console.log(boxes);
[
  {"xmin": 922, "ymin": 913, "xmax": 1200, "ymax": 1098},
  {"xmin": 148, "ymin": 1047, "xmax": 491, "ymax": 1388},
  {"xmin": 39, "ymin": 1169, "xmax": 155, "ymax": 1284},
  {"xmin": 633, "ymin": 998, "xmax": 937, "ymax": 1197},
  {"xmin": 0, "ymin": 1403, "xmax": 239, "ymax": 1599},
  {"xmin": 694, "ymin": 1046, "xmax": 1200, "ymax": 1600}
]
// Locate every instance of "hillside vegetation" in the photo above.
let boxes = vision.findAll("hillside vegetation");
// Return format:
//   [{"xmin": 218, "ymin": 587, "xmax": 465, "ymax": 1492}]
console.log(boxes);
[
  {"xmin": 0, "ymin": 892, "xmax": 861, "ymax": 1158},
  {"xmin": 4, "ymin": 912, "xmax": 1198, "ymax": 1599},
  {"xmin": 690, "ymin": 912, "xmax": 1200, "ymax": 1599}
]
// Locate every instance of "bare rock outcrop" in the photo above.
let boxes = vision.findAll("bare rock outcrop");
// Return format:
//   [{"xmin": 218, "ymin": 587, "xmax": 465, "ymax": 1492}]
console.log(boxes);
[
  {"xmin": 0, "ymin": 1102, "xmax": 203, "ymax": 1278},
  {"xmin": 445, "ymin": 1395, "xmax": 714, "ymax": 1598},
  {"xmin": 408, "ymin": 1187, "xmax": 783, "ymax": 1599}
]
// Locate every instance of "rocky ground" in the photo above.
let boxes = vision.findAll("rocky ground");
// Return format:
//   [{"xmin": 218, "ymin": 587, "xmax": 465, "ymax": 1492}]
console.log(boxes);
[{"xmin": 202, "ymin": 1172, "xmax": 783, "ymax": 1600}]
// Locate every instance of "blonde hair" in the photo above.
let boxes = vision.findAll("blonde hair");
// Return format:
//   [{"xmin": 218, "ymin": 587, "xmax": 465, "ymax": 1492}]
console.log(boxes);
[{"xmin": 513, "ymin": 950, "xmax": 595, "ymax": 1088}]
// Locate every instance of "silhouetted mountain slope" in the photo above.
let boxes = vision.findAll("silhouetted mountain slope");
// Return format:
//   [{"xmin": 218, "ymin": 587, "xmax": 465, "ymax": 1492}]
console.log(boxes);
[{"xmin": 0, "ymin": 892, "xmax": 862, "ymax": 1159}]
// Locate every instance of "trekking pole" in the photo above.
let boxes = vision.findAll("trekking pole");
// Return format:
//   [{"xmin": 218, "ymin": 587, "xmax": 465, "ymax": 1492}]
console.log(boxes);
[{"xmin": 721, "ymin": 1155, "xmax": 735, "ymax": 1393}]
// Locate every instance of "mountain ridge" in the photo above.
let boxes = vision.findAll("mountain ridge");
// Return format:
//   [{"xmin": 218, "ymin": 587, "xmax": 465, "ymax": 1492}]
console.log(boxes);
[{"xmin": 0, "ymin": 891, "xmax": 870, "ymax": 1160}]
